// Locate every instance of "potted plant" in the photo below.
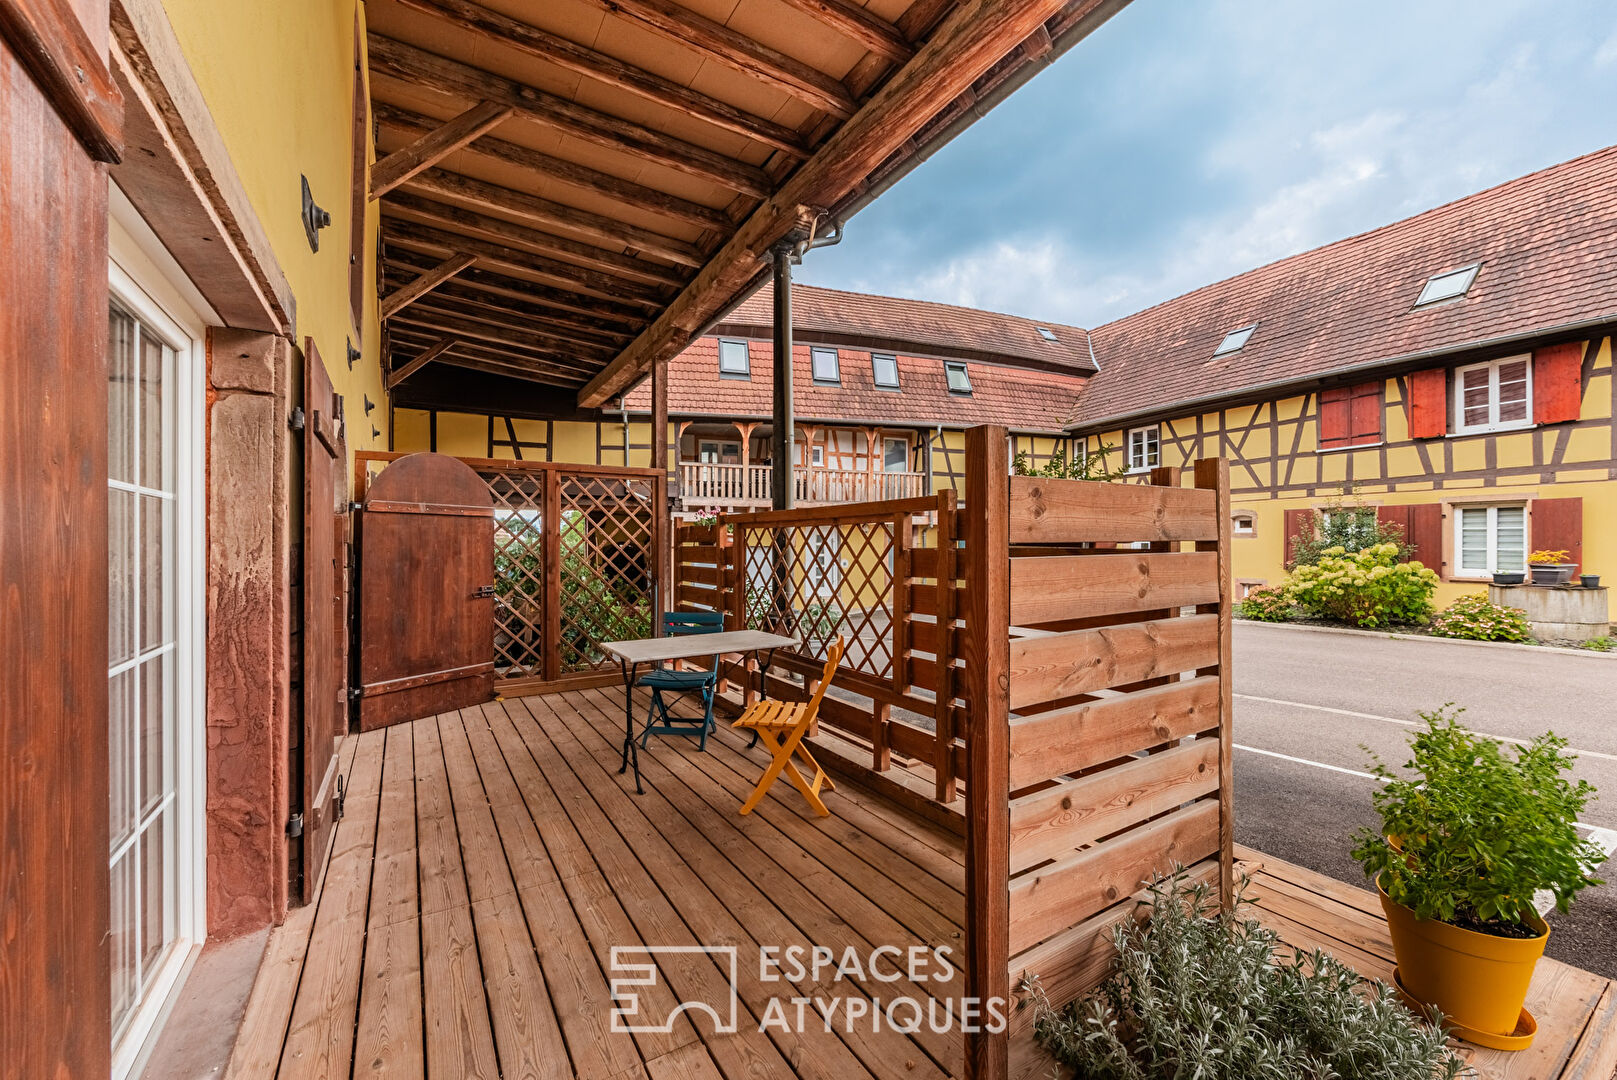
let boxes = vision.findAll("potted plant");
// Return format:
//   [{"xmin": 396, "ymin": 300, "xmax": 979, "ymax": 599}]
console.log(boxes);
[
  {"xmin": 1492, "ymin": 570, "xmax": 1526, "ymax": 585},
  {"xmin": 1527, "ymin": 549, "xmax": 1577, "ymax": 585},
  {"xmin": 1352, "ymin": 707, "xmax": 1602, "ymax": 1050},
  {"xmin": 1581, "ymin": 573, "xmax": 1601, "ymax": 588}
]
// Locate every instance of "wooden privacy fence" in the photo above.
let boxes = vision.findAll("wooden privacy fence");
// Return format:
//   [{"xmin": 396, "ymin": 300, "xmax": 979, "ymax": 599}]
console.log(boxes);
[
  {"xmin": 355, "ymin": 451, "xmax": 667, "ymax": 695},
  {"xmin": 671, "ymin": 426, "xmax": 1233, "ymax": 1080}
]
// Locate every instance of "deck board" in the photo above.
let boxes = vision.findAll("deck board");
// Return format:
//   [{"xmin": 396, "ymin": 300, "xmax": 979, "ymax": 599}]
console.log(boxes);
[{"xmin": 230, "ymin": 687, "xmax": 966, "ymax": 1079}]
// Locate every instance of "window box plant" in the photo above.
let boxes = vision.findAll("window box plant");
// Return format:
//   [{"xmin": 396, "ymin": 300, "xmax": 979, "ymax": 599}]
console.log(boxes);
[
  {"xmin": 1492, "ymin": 570, "xmax": 1525, "ymax": 585},
  {"xmin": 1527, "ymin": 549, "xmax": 1577, "ymax": 585},
  {"xmin": 1352, "ymin": 707, "xmax": 1602, "ymax": 1050}
]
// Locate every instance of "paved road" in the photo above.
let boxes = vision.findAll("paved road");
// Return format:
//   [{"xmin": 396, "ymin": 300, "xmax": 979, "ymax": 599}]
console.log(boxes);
[{"xmin": 1231, "ymin": 621, "xmax": 1617, "ymax": 978}]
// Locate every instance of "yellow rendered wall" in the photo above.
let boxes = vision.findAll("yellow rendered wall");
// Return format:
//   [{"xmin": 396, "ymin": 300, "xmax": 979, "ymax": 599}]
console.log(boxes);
[
  {"xmin": 391, "ymin": 408, "xmax": 673, "ymax": 468},
  {"xmin": 1076, "ymin": 337, "xmax": 1617, "ymax": 608},
  {"xmin": 159, "ymin": 0, "xmax": 386, "ymax": 454}
]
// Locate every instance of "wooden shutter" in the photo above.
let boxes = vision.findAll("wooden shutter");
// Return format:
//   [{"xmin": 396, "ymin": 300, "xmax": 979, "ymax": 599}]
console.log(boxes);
[
  {"xmin": 1531, "ymin": 497, "xmax": 1583, "ymax": 570},
  {"xmin": 1532, "ymin": 343, "xmax": 1583, "ymax": 424},
  {"xmin": 1320, "ymin": 382, "xmax": 1382, "ymax": 448},
  {"xmin": 1375, "ymin": 505, "xmax": 1410, "ymax": 537},
  {"xmin": 1283, "ymin": 508, "xmax": 1314, "ymax": 567},
  {"xmin": 1407, "ymin": 368, "xmax": 1447, "ymax": 439},
  {"xmin": 1351, "ymin": 383, "xmax": 1382, "ymax": 444},
  {"xmin": 1406, "ymin": 503, "xmax": 1444, "ymax": 574}
]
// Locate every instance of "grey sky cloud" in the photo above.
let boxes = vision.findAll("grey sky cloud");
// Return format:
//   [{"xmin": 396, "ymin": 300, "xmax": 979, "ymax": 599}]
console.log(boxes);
[{"xmin": 801, "ymin": 0, "xmax": 1617, "ymax": 328}]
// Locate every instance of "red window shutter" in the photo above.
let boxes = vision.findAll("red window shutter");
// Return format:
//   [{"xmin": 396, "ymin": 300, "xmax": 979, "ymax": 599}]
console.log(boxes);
[
  {"xmin": 1375, "ymin": 505, "xmax": 1411, "ymax": 538},
  {"xmin": 1532, "ymin": 342, "xmax": 1583, "ymax": 424},
  {"xmin": 1351, "ymin": 382, "xmax": 1382, "ymax": 444},
  {"xmin": 1407, "ymin": 368, "xmax": 1447, "ymax": 439},
  {"xmin": 1531, "ymin": 497, "xmax": 1583, "ymax": 570},
  {"xmin": 1283, "ymin": 508, "xmax": 1314, "ymax": 567},
  {"xmin": 1318, "ymin": 387, "xmax": 1351, "ymax": 448},
  {"xmin": 1404, "ymin": 503, "xmax": 1443, "ymax": 573}
]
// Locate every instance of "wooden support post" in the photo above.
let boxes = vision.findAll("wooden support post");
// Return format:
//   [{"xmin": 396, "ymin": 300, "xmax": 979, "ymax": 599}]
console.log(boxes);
[
  {"xmin": 964, "ymin": 425, "xmax": 1010, "ymax": 1080},
  {"xmin": 542, "ymin": 466, "xmax": 562, "ymax": 682},
  {"xmin": 770, "ymin": 243, "xmax": 794, "ymax": 510},
  {"xmin": 369, "ymin": 99, "xmax": 512, "ymax": 198},
  {"xmin": 652, "ymin": 353, "xmax": 671, "ymax": 605},
  {"xmin": 932, "ymin": 488, "xmax": 958, "ymax": 803},
  {"xmin": 1195, "ymin": 457, "xmax": 1234, "ymax": 910}
]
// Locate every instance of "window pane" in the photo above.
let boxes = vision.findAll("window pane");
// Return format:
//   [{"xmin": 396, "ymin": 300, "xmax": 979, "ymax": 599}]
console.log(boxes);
[
  {"xmin": 811, "ymin": 347, "xmax": 838, "ymax": 382},
  {"xmin": 110, "ymin": 487, "xmax": 136, "ymax": 666},
  {"xmin": 945, "ymin": 364, "xmax": 971, "ymax": 392},
  {"xmin": 1497, "ymin": 360, "xmax": 1529, "ymax": 422},
  {"xmin": 140, "ymin": 494, "xmax": 171, "ymax": 653},
  {"xmin": 1496, "ymin": 506, "xmax": 1526, "ymax": 570},
  {"xmin": 884, "ymin": 439, "xmax": 907, "ymax": 472},
  {"xmin": 141, "ymin": 812, "xmax": 170, "ymax": 976},
  {"xmin": 109, "ymin": 667, "xmax": 136, "ymax": 850},
  {"xmin": 109, "ymin": 849, "xmax": 138, "ymax": 1037},
  {"xmin": 718, "ymin": 340, "xmax": 748, "ymax": 374},
  {"xmin": 139, "ymin": 652, "xmax": 170, "ymax": 817},
  {"xmin": 140, "ymin": 330, "xmax": 172, "ymax": 491},
  {"xmin": 109, "ymin": 307, "xmax": 137, "ymax": 485},
  {"xmin": 1459, "ymin": 508, "xmax": 1488, "ymax": 571},
  {"xmin": 872, "ymin": 353, "xmax": 899, "ymax": 387}
]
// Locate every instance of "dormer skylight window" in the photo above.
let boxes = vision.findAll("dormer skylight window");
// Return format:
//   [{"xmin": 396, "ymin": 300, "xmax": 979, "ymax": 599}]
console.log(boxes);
[
  {"xmin": 1213, "ymin": 323, "xmax": 1257, "ymax": 357},
  {"xmin": 871, "ymin": 353, "xmax": 899, "ymax": 389},
  {"xmin": 1036, "ymin": 327, "xmax": 1059, "ymax": 343},
  {"xmin": 1415, "ymin": 263, "xmax": 1480, "ymax": 307},
  {"xmin": 944, "ymin": 362, "xmax": 972, "ymax": 394}
]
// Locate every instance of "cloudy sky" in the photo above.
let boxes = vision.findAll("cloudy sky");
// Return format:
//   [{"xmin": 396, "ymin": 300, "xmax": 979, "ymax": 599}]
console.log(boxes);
[{"xmin": 800, "ymin": 0, "xmax": 1617, "ymax": 328}]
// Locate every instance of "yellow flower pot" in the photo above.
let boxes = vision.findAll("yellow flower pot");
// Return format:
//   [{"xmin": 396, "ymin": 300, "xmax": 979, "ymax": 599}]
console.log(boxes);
[{"xmin": 1378, "ymin": 877, "xmax": 1546, "ymax": 1049}]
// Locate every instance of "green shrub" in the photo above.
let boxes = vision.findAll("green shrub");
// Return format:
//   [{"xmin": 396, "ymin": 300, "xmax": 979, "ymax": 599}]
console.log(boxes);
[
  {"xmin": 1428, "ymin": 593, "xmax": 1533, "ymax": 642},
  {"xmin": 1286, "ymin": 544, "xmax": 1437, "ymax": 627},
  {"xmin": 1238, "ymin": 585, "xmax": 1294, "ymax": 622},
  {"xmin": 1584, "ymin": 636, "xmax": 1613, "ymax": 652},
  {"xmin": 1290, "ymin": 502, "xmax": 1416, "ymax": 568},
  {"xmin": 1029, "ymin": 869, "xmax": 1463, "ymax": 1080},
  {"xmin": 1352, "ymin": 706, "xmax": 1603, "ymax": 932}
]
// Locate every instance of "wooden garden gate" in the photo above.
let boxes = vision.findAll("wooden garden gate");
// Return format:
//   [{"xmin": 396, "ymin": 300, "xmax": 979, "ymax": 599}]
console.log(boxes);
[{"xmin": 355, "ymin": 452, "xmax": 666, "ymax": 698}]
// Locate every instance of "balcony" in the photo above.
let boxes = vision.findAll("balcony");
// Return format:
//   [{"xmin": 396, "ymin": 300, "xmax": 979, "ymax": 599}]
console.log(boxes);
[{"xmin": 678, "ymin": 461, "xmax": 929, "ymax": 507}]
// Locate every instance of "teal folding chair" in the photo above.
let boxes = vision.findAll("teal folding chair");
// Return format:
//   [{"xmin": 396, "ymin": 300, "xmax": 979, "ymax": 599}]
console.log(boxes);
[{"xmin": 638, "ymin": 611, "xmax": 725, "ymax": 750}]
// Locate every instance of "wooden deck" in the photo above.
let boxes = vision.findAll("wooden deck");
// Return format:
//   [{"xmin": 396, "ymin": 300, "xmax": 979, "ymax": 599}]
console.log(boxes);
[
  {"xmin": 226, "ymin": 687, "xmax": 966, "ymax": 1080},
  {"xmin": 1237, "ymin": 846, "xmax": 1617, "ymax": 1080}
]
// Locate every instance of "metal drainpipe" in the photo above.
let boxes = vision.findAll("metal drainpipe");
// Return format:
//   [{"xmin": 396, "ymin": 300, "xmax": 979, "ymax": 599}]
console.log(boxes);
[{"xmin": 770, "ymin": 243, "xmax": 795, "ymax": 510}]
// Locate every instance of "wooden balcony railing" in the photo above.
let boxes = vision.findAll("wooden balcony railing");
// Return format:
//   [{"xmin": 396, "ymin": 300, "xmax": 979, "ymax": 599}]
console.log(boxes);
[{"xmin": 678, "ymin": 461, "xmax": 928, "ymax": 506}]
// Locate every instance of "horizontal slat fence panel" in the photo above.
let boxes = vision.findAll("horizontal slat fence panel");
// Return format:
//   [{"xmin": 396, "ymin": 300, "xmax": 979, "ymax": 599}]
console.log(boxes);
[
  {"xmin": 1007, "ymin": 615, "xmax": 1218, "ymax": 709},
  {"xmin": 1008, "ymin": 475, "xmax": 1219, "ymax": 544},
  {"xmin": 1008, "ymin": 552, "xmax": 1220, "ymax": 624}
]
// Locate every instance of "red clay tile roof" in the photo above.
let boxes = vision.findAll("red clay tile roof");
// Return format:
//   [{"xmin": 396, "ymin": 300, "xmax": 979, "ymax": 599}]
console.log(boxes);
[
  {"xmin": 623, "ymin": 338, "xmax": 1085, "ymax": 434},
  {"xmin": 712, "ymin": 282, "xmax": 1097, "ymax": 376},
  {"xmin": 1068, "ymin": 144, "xmax": 1617, "ymax": 429}
]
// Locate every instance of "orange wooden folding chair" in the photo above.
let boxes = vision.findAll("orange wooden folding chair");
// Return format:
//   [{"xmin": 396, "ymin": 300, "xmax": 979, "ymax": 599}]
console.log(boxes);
[{"xmin": 732, "ymin": 637, "xmax": 845, "ymax": 817}]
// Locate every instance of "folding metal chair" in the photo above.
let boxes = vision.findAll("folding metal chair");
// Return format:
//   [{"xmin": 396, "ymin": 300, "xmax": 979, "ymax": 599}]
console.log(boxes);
[
  {"xmin": 731, "ymin": 637, "xmax": 844, "ymax": 817},
  {"xmin": 638, "ymin": 611, "xmax": 725, "ymax": 751}
]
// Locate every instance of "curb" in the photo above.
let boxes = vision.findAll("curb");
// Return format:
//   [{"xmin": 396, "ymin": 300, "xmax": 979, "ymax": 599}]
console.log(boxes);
[{"xmin": 1235, "ymin": 618, "xmax": 1617, "ymax": 659}]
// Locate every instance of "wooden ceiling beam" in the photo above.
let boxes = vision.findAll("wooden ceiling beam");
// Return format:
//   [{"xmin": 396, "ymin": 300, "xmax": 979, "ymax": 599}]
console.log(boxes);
[
  {"xmin": 373, "ymin": 102, "xmax": 733, "ymax": 233},
  {"xmin": 370, "ymin": 100, "xmax": 511, "ymax": 198},
  {"xmin": 571, "ymin": 0, "xmax": 857, "ymax": 119},
  {"xmin": 383, "ymin": 248, "xmax": 646, "ymax": 327},
  {"xmin": 383, "ymin": 219, "xmax": 668, "ymax": 306},
  {"xmin": 385, "ymin": 191, "xmax": 688, "ymax": 290},
  {"xmin": 387, "ymin": 332, "xmax": 589, "ymax": 386},
  {"xmin": 404, "ymin": 167, "xmax": 704, "ymax": 268},
  {"xmin": 404, "ymin": 296, "xmax": 627, "ymax": 354},
  {"xmin": 380, "ymin": 252, "xmax": 476, "ymax": 319},
  {"xmin": 395, "ymin": 0, "xmax": 813, "ymax": 158},
  {"xmin": 368, "ymin": 35, "xmax": 772, "ymax": 198},
  {"xmin": 388, "ymin": 328, "xmax": 598, "ymax": 385},
  {"xmin": 392, "ymin": 279, "xmax": 634, "ymax": 347},
  {"xmin": 579, "ymin": 0, "xmax": 1087, "ymax": 407},
  {"xmin": 387, "ymin": 336, "xmax": 456, "ymax": 388},
  {"xmin": 390, "ymin": 308, "xmax": 617, "ymax": 362},
  {"xmin": 773, "ymin": 0, "xmax": 913, "ymax": 62}
]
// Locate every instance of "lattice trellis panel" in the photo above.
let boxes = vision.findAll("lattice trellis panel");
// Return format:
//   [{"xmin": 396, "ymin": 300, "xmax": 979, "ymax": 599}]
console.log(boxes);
[
  {"xmin": 556, "ymin": 475, "xmax": 656, "ymax": 673},
  {"xmin": 483, "ymin": 470, "xmax": 547, "ymax": 680},
  {"xmin": 739, "ymin": 520, "xmax": 897, "ymax": 682}
]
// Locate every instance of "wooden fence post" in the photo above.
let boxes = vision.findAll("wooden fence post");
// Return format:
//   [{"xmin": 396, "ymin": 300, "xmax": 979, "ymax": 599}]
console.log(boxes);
[
  {"xmin": 1194, "ymin": 457, "xmax": 1234, "ymax": 909},
  {"xmin": 964, "ymin": 425, "xmax": 1010, "ymax": 1080}
]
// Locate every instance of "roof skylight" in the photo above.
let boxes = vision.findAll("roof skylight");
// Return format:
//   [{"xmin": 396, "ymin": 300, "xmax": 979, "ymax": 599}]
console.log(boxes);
[
  {"xmin": 1036, "ymin": 327, "xmax": 1059, "ymax": 343},
  {"xmin": 1212, "ymin": 323, "xmax": 1257, "ymax": 357},
  {"xmin": 1415, "ymin": 264, "xmax": 1480, "ymax": 306}
]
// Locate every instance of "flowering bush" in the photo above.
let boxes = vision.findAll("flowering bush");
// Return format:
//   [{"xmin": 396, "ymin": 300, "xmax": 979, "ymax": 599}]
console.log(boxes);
[
  {"xmin": 1528, "ymin": 549, "xmax": 1572, "ymax": 565},
  {"xmin": 1286, "ymin": 544, "xmax": 1437, "ymax": 627},
  {"xmin": 1428, "ymin": 593, "xmax": 1534, "ymax": 642},
  {"xmin": 1238, "ymin": 585, "xmax": 1294, "ymax": 622}
]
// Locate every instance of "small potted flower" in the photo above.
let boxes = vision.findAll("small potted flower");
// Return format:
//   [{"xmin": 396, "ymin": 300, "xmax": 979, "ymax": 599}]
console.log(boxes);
[
  {"xmin": 1527, "ymin": 549, "xmax": 1577, "ymax": 585},
  {"xmin": 1353, "ymin": 707, "xmax": 1602, "ymax": 1050}
]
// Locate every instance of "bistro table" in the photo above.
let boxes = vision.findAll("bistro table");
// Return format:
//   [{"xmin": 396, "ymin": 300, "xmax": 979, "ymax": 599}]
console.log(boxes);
[{"xmin": 601, "ymin": 630, "xmax": 798, "ymax": 793}]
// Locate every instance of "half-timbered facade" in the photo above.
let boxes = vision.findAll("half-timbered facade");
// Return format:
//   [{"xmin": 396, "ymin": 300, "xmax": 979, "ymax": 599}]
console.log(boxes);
[{"xmin": 1066, "ymin": 146, "xmax": 1617, "ymax": 603}]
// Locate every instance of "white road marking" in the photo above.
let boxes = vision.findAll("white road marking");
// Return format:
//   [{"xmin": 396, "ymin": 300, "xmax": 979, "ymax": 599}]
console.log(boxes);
[{"xmin": 1234, "ymin": 693, "xmax": 1617, "ymax": 763}]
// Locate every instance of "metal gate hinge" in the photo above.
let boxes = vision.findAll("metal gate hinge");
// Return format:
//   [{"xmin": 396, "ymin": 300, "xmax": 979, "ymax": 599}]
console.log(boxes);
[
  {"xmin": 289, "ymin": 406, "xmax": 306, "ymax": 432},
  {"xmin": 350, "ymin": 501, "xmax": 363, "ymax": 513},
  {"xmin": 286, "ymin": 812, "xmax": 304, "ymax": 838},
  {"xmin": 335, "ymin": 775, "xmax": 347, "ymax": 822}
]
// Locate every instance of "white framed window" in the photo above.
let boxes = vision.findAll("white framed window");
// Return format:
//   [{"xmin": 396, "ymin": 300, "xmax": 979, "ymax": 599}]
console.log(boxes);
[
  {"xmin": 1213, "ymin": 323, "xmax": 1257, "ymax": 357},
  {"xmin": 1455, "ymin": 504, "xmax": 1527, "ymax": 577},
  {"xmin": 871, "ymin": 353, "xmax": 899, "ymax": 389},
  {"xmin": 108, "ymin": 200, "xmax": 207, "ymax": 1080},
  {"xmin": 1233, "ymin": 512, "xmax": 1256, "ymax": 537},
  {"xmin": 1415, "ymin": 263, "xmax": 1480, "ymax": 307},
  {"xmin": 1126, "ymin": 425, "xmax": 1160, "ymax": 472},
  {"xmin": 944, "ymin": 362, "xmax": 971, "ymax": 394},
  {"xmin": 883, "ymin": 436, "xmax": 909, "ymax": 472},
  {"xmin": 810, "ymin": 445, "xmax": 825, "ymax": 467},
  {"xmin": 718, "ymin": 338, "xmax": 750, "ymax": 376},
  {"xmin": 1454, "ymin": 356, "xmax": 1531, "ymax": 434},
  {"xmin": 811, "ymin": 346, "xmax": 840, "ymax": 384},
  {"xmin": 697, "ymin": 439, "xmax": 741, "ymax": 464}
]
